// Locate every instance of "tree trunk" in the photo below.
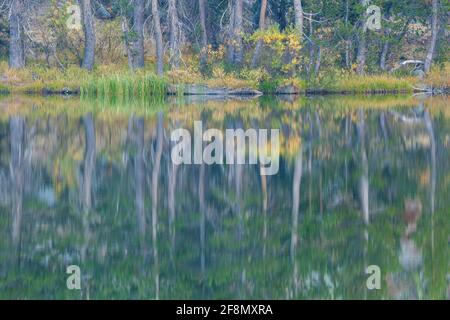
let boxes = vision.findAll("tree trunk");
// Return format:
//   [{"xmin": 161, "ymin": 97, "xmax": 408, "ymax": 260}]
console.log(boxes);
[
  {"xmin": 356, "ymin": 0, "xmax": 367, "ymax": 75},
  {"xmin": 199, "ymin": 0, "xmax": 208, "ymax": 70},
  {"xmin": 121, "ymin": 16, "xmax": 135, "ymax": 71},
  {"xmin": 293, "ymin": 0, "xmax": 304, "ymax": 43},
  {"xmin": 227, "ymin": 0, "xmax": 243, "ymax": 66},
  {"xmin": 168, "ymin": 0, "xmax": 180, "ymax": 69},
  {"xmin": 131, "ymin": 0, "xmax": 145, "ymax": 69},
  {"xmin": 380, "ymin": 8, "xmax": 394, "ymax": 72},
  {"xmin": 424, "ymin": 0, "xmax": 439, "ymax": 73},
  {"xmin": 9, "ymin": 0, "xmax": 25, "ymax": 69},
  {"xmin": 307, "ymin": 16, "xmax": 314, "ymax": 75},
  {"xmin": 251, "ymin": 0, "xmax": 268, "ymax": 68},
  {"xmin": 314, "ymin": 46, "xmax": 322, "ymax": 75},
  {"xmin": 380, "ymin": 40, "xmax": 389, "ymax": 71},
  {"xmin": 151, "ymin": 0, "xmax": 164, "ymax": 76},
  {"xmin": 344, "ymin": 0, "xmax": 351, "ymax": 68},
  {"xmin": 234, "ymin": 0, "xmax": 244, "ymax": 65},
  {"xmin": 79, "ymin": 0, "xmax": 96, "ymax": 71}
]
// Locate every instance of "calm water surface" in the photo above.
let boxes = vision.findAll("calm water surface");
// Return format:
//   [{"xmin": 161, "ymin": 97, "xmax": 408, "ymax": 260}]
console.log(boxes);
[{"xmin": 0, "ymin": 95, "xmax": 449, "ymax": 299}]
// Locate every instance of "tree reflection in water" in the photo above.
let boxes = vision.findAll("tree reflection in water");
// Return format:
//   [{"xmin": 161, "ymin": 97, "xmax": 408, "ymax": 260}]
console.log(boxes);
[{"xmin": 0, "ymin": 96, "xmax": 448, "ymax": 300}]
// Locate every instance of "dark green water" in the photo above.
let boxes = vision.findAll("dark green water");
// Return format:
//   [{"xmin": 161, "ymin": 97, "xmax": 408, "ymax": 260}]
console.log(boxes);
[{"xmin": 0, "ymin": 96, "xmax": 448, "ymax": 299}]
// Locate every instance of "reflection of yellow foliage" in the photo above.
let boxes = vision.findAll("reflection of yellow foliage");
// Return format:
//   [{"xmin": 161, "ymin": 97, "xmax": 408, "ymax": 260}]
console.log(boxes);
[{"xmin": 419, "ymin": 169, "xmax": 430, "ymax": 187}]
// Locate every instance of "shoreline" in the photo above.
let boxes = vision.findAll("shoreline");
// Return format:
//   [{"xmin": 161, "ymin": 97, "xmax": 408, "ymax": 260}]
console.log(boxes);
[{"xmin": 0, "ymin": 84, "xmax": 448, "ymax": 98}]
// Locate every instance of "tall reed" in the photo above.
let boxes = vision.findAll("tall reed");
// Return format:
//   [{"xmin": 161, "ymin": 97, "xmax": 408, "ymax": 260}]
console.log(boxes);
[{"xmin": 80, "ymin": 74, "xmax": 167, "ymax": 103}]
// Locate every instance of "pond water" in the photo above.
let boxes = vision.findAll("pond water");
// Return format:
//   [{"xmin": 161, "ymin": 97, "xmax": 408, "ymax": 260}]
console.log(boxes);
[{"xmin": 0, "ymin": 95, "xmax": 449, "ymax": 299}]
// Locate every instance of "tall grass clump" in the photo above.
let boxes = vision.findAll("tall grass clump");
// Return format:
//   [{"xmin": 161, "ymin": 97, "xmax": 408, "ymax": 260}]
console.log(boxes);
[
  {"xmin": 80, "ymin": 73, "xmax": 167, "ymax": 103},
  {"xmin": 307, "ymin": 70, "xmax": 417, "ymax": 94}
]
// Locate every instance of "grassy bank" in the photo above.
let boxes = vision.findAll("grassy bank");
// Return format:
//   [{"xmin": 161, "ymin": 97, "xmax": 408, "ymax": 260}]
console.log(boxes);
[
  {"xmin": 80, "ymin": 74, "xmax": 167, "ymax": 102},
  {"xmin": 0, "ymin": 61, "xmax": 448, "ymax": 98}
]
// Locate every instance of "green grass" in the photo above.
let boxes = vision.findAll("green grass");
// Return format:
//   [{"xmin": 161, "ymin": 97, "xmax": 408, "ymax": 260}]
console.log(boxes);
[
  {"xmin": 307, "ymin": 74, "xmax": 417, "ymax": 93},
  {"xmin": 80, "ymin": 73, "xmax": 167, "ymax": 103}
]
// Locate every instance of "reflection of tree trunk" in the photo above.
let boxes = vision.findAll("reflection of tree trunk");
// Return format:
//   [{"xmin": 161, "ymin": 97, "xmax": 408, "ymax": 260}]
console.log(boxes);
[
  {"xmin": 129, "ymin": 117, "xmax": 146, "ymax": 253},
  {"xmin": 81, "ymin": 114, "xmax": 96, "ymax": 214},
  {"xmin": 424, "ymin": 111, "xmax": 436, "ymax": 215},
  {"xmin": 168, "ymin": 157, "xmax": 178, "ymax": 262},
  {"xmin": 259, "ymin": 164, "xmax": 268, "ymax": 259},
  {"xmin": 357, "ymin": 110, "xmax": 369, "ymax": 226},
  {"xmin": 379, "ymin": 112, "xmax": 388, "ymax": 143},
  {"xmin": 235, "ymin": 162, "xmax": 244, "ymax": 238},
  {"xmin": 81, "ymin": 114, "xmax": 95, "ymax": 263},
  {"xmin": 199, "ymin": 164, "xmax": 206, "ymax": 274},
  {"xmin": 10, "ymin": 117, "xmax": 26, "ymax": 255},
  {"xmin": 291, "ymin": 146, "xmax": 303, "ymax": 295},
  {"xmin": 423, "ymin": 110, "xmax": 436, "ymax": 254},
  {"xmin": 151, "ymin": 113, "xmax": 164, "ymax": 299}
]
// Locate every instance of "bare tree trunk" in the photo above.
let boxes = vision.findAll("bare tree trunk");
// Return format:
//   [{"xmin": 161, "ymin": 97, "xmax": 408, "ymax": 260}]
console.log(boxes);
[
  {"xmin": 251, "ymin": 0, "xmax": 268, "ymax": 68},
  {"xmin": 380, "ymin": 9, "xmax": 391, "ymax": 71},
  {"xmin": 168, "ymin": 0, "xmax": 180, "ymax": 69},
  {"xmin": 131, "ymin": 0, "xmax": 145, "ymax": 69},
  {"xmin": 344, "ymin": 0, "xmax": 351, "ymax": 68},
  {"xmin": 151, "ymin": 0, "xmax": 164, "ymax": 76},
  {"xmin": 121, "ymin": 16, "xmax": 135, "ymax": 71},
  {"xmin": 307, "ymin": 16, "xmax": 314, "ymax": 76},
  {"xmin": 356, "ymin": 0, "xmax": 367, "ymax": 75},
  {"xmin": 234, "ymin": 0, "xmax": 244, "ymax": 65},
  {"xmin": 314, "ymin": 46, "xmax": 322, "ymax": 75},
  {"xmin": 227, "ymin": 0, "xmax": 243, "ymax": 66},
  {"xmin": 9, "ymin": 0, "xmax": 25, "ymax": 68},
  {"xmin": 424, "ymin": 0, "xmax": 439, "ymax": 73},
  {"xmin": 293, "ymin": 0, "xmax": 304, "ymax": 43},
  {"xmin": 79, "ymin": 0, "xmax": 96, "ymax": 71},
  {"xmin": 199, "ymin": 0, "xmax": 208, "ymax": 70},
  {"xmin": 380, "ymin": 40, "xmax": 389, "ymax": 71}
]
